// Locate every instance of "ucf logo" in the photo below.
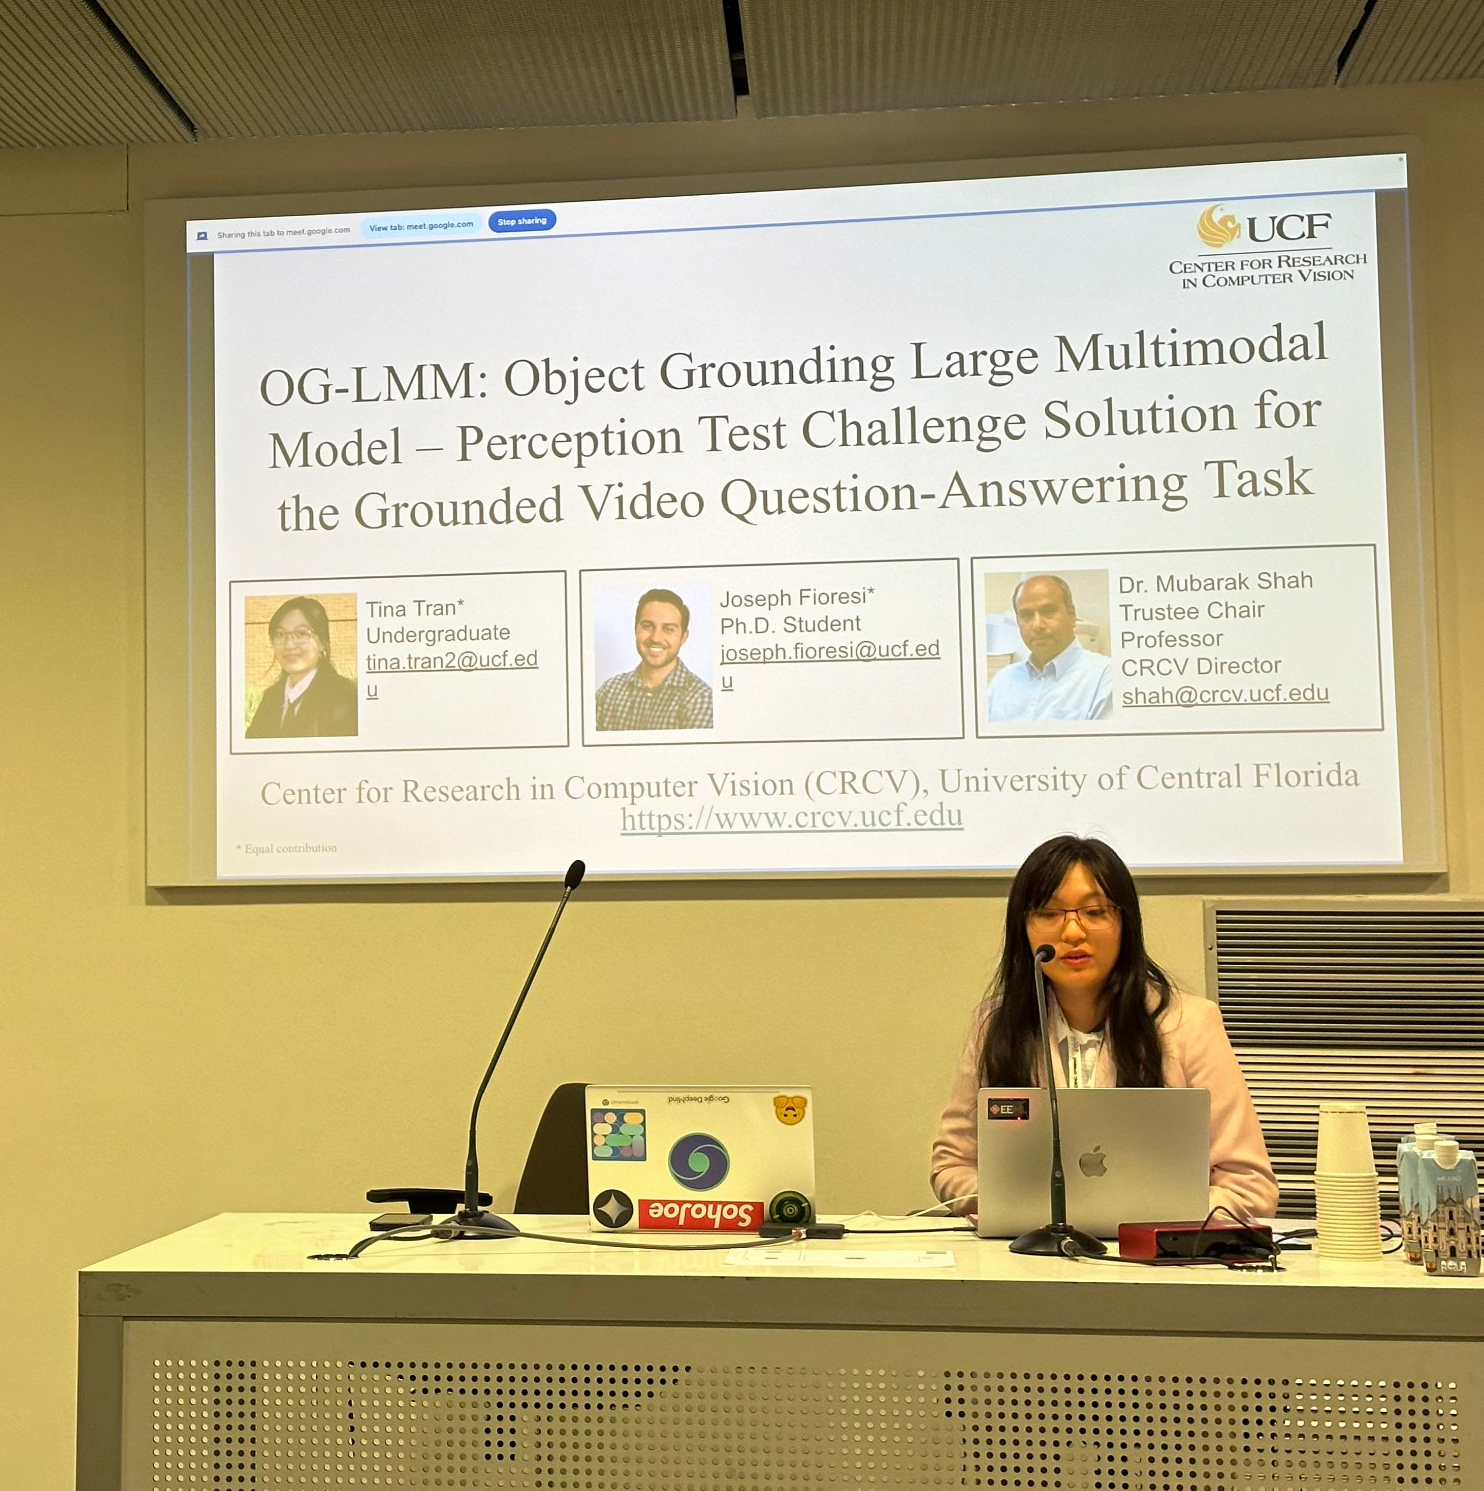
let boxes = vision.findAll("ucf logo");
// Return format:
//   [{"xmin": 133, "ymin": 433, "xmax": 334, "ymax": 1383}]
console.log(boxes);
[
  {"xmin": 1198, "ymin": 204, "xmax": 1333, "ymax": 248},
  {"xmin": 1197, "ymin": 204, "xmax": 1240, "ymax": 248},
  {"xmin": 1245, "ymin": 210, "xmax": 1332, "ymax": 242}
]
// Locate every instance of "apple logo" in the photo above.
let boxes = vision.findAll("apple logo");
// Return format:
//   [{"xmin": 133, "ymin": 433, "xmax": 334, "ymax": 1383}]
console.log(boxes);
[{"xmin": 1078, "ymin": 1146, "xmax": 1108, "ymax": 1178}]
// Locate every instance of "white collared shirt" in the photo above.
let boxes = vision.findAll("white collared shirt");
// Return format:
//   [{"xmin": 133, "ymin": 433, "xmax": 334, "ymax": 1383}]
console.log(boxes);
[
  {"xmin": 1049, "ymin": 998, "xmax": 1106, "ymax": 1088},
  {"xmin": 987, "ymin": 639, "xmax": 1113, "ymax": 722},
  {"xmin": 281, "ymin": 667, "xmax": 318, "ymax": 722}
]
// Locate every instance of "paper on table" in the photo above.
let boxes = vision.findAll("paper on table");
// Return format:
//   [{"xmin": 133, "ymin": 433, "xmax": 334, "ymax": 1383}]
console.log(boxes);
[{"xmin": 726, "ymin": 1248, "xmax": 956, "ymax": 1269}]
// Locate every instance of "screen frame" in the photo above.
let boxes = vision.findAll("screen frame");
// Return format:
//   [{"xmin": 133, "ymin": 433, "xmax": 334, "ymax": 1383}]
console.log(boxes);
[{"xmin": 142, "ymin": 134, "xmax": 1445, "ymax": 887}]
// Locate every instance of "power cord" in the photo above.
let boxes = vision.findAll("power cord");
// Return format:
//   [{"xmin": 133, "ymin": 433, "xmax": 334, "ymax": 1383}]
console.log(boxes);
[
  {"xmin": 311, "ymin": 1221, "xmax": 803, "ymax": 1261},
  {"xmin": 840, "ymin": 1224, "xmax": 975, "ymax": 1236},
  {"xmin": 901, "ymin": 1190, "xmax": 977, "ymax": 1218},
  {"xmin": 826, "ymin": 1200, "xmax": 977, "ymax": 1237},
  {"xmin": 1273, "ymin": 1220, "xmax": 1404, "ymax": 1255}
]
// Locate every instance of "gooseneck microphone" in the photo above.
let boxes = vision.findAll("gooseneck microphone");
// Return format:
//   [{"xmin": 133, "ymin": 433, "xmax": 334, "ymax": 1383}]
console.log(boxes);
[
  {"xmin": 438, "ymin": 858, "xmax": 586, "ymax": 1241},
  {"xmin": 1009, "ymin": 943, "xmax": 1107, "ymax": 1258}
]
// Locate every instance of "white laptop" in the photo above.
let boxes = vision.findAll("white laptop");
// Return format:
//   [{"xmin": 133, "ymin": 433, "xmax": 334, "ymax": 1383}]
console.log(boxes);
[
  {"xmin": 975, "ymin": 1087, "xmax": 1210, "ymax": 1239},
  {"xmin": 585, "ymin": 1084, "xmax": 815, "ymax": 1232}
]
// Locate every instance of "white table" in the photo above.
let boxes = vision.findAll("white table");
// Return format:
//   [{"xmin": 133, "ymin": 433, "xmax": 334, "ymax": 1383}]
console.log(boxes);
[{"xmin": 78, "ymin": 1213, "xmax": 1483, "ymax": 1489}]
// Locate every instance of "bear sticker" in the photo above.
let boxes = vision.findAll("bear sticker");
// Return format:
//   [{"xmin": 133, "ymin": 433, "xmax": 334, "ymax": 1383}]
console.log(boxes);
[{"xmin": 773, "ymin": 1094, "xmax": 808, "ymax": 1126}]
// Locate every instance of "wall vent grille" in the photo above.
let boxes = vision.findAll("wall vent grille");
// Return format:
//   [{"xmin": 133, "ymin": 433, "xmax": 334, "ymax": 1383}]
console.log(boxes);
[{"xmin": 1208, "ymin": 903, "xmax": 1484, "ymax": 1217}]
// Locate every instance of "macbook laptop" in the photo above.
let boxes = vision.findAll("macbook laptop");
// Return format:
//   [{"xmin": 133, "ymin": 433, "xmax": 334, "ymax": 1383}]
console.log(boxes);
[
  {"xmin": 976, "ymin": 1087, "xmax": 1210, "ymax": 1239},
  {"xmin": 585, "ymin": 1084, "xmax": 815, "ymax": 1232}
]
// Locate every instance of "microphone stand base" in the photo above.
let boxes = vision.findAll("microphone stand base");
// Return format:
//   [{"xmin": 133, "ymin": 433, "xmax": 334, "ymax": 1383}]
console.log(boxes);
[
  {"xmin": 1009, "ymin": 1223, "xmax": 1107, "ymax": 1258},
  {"xmin": 433, "ymin": 1210, "xmax": 519, "ymax": 1241}
]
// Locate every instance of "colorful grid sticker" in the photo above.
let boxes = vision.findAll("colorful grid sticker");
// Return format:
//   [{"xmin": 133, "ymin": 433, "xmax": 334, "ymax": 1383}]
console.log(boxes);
[{"xmin": 591, "ymin": 1108, "xmax": 647, "ymax": 1161}]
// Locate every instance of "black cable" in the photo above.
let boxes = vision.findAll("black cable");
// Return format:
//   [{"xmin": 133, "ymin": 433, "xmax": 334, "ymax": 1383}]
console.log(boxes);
[
  {"xmin": 1273, "ymin": 1226, "xmax": 1317, "ymax": 1243},
  {"xmin": 1274, "ymin": 1221, "xmax": 1403, "ymax": 1255},
  {"xmin": 510, "ymin": 1227, "xmax": 792, "ymax": 1255},
  {"xmin": 1058, "ymin": 1243, "xmax": 1240, "ymax": 1269},
  {"xmin": 311, "ymin": 1221, "xmax": 803, "ymax": 1262},
  {"xmin": 845, "ymin": 1227, "xmax": 975, "ymax": 1236},
  {"xmin": 1193, "ymin": 1203, "xmax": 1282, "ymax": 1269},
  {"xmin": 1060, "ymin": 1205, "xmax": 1282, "ymax": 1271}
]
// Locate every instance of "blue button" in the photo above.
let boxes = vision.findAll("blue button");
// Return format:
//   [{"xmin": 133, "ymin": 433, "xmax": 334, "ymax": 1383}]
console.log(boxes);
[{"xmin": 489, "ymin": 208, "xmax": 557, "ymax": 234}]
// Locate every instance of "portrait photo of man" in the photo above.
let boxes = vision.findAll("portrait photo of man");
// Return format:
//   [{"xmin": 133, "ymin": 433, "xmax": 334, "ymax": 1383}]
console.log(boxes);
[
  {"xmin": 986, "ymin": 572, "xmax": 1112, "ymax": 723},
  {"xmin": 595, "ymin": 586, "xmax": 714, "ymax": 732}
]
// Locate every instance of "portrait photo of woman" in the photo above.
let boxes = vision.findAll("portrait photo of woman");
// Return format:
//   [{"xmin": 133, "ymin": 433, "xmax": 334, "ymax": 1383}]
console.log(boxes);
[{"xmin": 244, "ymin": 594, "xmax": 359, "ymax": 739}]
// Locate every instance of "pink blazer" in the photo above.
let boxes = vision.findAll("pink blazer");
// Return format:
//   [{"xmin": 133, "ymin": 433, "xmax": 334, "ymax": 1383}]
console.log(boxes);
[{"xmin": 930, "ymin": 989, "xmax": 1279, "ymax": 1222}]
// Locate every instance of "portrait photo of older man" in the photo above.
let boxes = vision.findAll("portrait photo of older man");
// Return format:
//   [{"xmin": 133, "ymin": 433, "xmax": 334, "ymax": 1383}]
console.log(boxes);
[{"xmin": 986, "ymin": 572, "xmax": 1113, "ymax": 723}]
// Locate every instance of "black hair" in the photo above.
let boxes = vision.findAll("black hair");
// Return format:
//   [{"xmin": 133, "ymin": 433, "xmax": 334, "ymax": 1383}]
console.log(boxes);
[
  {"xmin": 634, "ymin": 587, "xmax": 690, "ymax": 631},
  {"xmin": 267, "ymin": 595, "xmax": 338, "ymax": 672},
  {"xmin": 977, "ymin": 835, "xmax": 1172, "ymax": 1089}
]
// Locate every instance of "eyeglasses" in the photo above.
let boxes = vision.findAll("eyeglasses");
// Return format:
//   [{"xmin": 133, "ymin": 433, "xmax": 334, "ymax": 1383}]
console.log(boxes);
[
  {"xmin": 1027, "ymin": 903, "xmax": 1121, "ymax": 933},
  {"xmin": 272, "ymin": 628, "xmax": 318, "ymax": 646}
]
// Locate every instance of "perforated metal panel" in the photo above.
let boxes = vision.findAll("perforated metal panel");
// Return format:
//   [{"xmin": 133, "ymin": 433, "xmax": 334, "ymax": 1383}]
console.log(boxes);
[
  {"xmin": 740, "ymin": 0, "xmax": 1366, "ymax": 117},
  {"xmin": 106, "ymin": 0, "xmax": 735, "ymax": 139},
  {"xmin": 0, "ymin": 0, "xmax": 190, "ymax": 147},
  {"xmin": 127, "ymin": 1322, "xmax": 1477, "ymax": 1489},
  {"xmin": 10, "ymin": 0, "xmax": 1484, "ymax": 148},
  {"xmin": 1341, "ymin": 0, "xmax": 1484, "ymax": 86},
  {"xmin": 949, "ymin": 1369, "xmax": 1464, "ymax": 1489}
]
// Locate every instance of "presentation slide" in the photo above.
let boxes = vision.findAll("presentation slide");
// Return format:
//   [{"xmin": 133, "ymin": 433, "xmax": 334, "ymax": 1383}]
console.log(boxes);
[{"xmin": 176, "ymin": 151, "xmax": 1432, "ymax": 880}]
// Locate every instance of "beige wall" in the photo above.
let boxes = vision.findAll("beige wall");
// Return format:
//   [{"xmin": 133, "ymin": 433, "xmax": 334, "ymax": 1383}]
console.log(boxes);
[{"xmin": 3, "ymin": 79, "xmax": 1480, "ymax": 1487}]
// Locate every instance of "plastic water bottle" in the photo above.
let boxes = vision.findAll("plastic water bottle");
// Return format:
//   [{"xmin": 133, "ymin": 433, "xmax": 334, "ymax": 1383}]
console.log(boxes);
[
  {"xmin": 1418, "ymin": 1137, "xmax": 1480, "ymax": 1277},
  {"xmin": 1398, "ymin": 1122, "xmax": 1439, "ymax": 1266}
]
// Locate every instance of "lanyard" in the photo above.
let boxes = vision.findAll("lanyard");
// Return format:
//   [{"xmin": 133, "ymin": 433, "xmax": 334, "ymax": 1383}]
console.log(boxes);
[
  {"xmin": 1049, "ymin": 998, "xmax": 1102, "ymax": 1088},
  {"xmin": 1061, "ymin": 1025, "xmax": 1102, "ymax": 1088}
]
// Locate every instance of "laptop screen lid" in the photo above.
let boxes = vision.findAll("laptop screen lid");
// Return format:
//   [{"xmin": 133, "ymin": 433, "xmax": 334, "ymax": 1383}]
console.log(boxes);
[
  {"xmin": 585, "ymin": 1084, "xmax": 814, "ymax": 1232},
  {"xmin": 975, "ymin": 1087, "xmax": 1210, "ymax": 1240}
]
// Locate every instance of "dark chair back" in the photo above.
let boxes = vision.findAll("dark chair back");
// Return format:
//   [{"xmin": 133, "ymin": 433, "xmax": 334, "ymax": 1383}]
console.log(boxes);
[{"xmin": 513, "ymin": 1082, "xmax": 590, "ymax": 1214}]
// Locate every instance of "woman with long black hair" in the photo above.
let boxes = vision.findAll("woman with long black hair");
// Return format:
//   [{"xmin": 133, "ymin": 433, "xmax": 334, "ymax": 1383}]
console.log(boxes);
[
  {"xmin": 931, "ymin": 835, "xmax": 1277, "ymax": 1220},
  {"xmin": 246, "ymin": 596, "xmax": 358, "ymax": 739}
]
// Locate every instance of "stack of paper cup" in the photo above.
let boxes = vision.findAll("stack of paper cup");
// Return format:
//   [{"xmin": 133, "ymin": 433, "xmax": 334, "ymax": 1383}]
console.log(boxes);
[{"xmin": 1314, "ymin": 1101, "xmax": 1382, "ymax": 1260}]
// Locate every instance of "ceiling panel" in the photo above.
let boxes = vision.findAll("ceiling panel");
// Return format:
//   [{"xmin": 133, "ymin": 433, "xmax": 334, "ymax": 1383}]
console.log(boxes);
[
  {"xmin": 106, "ymin": 0, "xmax": 735, "ymax": 140},
  {"xmin": 0, "ymin": 0, "xmax": 190, "ymax": 147},
  {"xmin": 1340, "ymin": 0, "xmax": 1484, "ymax": 86},
  {"xmin": 2, "ymin": 1, "xmax": 1483, "ymax": 154},
  {"xmin": 740, "ymin": 0, "xmax": 1368, "ymax": 117}
]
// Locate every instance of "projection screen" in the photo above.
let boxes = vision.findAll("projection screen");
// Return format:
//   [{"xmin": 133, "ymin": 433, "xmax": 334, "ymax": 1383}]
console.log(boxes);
[{"xmin": 143, "ymin": 143, "xmax": 1442, "ymax": 883}]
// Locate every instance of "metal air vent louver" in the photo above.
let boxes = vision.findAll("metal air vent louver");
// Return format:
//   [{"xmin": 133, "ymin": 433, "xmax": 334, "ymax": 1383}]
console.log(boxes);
[{"xmin": 1208, "ymin": 903, "xmax": 1484, "ymax": 1218}]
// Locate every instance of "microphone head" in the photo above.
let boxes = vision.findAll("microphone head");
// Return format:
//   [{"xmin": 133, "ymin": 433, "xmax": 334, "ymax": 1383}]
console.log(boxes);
[
  {"xmin": 1034, "ymin": 943, "xmax": 1056, "ymax": 963},
  {"xmin": 564, "ymin": 859, "xmax": 586, "ymax": 890}
]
